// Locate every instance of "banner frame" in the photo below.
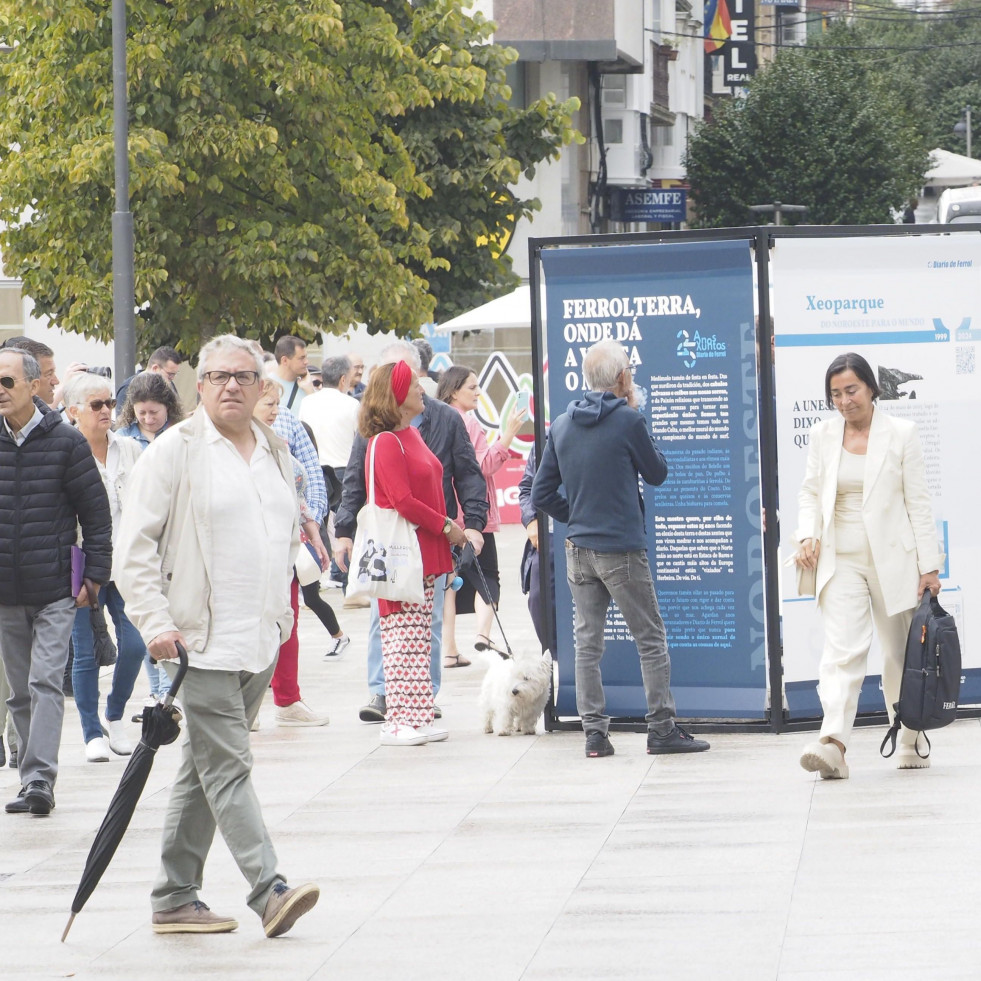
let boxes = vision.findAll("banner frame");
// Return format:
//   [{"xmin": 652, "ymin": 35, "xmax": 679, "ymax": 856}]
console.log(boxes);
[{"xmin": 530, "ymin": 222, "xmax": 981, "ymax": 734}]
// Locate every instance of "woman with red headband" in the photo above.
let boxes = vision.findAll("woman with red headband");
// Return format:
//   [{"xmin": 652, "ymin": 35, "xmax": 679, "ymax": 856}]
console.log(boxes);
[{"xmin": 358, "ymin": 360, "xmax": 468, "ymax": 745}]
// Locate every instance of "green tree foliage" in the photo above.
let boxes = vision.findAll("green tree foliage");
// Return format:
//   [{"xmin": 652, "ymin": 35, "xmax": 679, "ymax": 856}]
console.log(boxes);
[
  {"xmin": 0, "ymin": 0, "xmax": 579, "ymax": 354},
  {"xmin": 686, "ymin": 29, "xmax": 928, "ymax": 227}
]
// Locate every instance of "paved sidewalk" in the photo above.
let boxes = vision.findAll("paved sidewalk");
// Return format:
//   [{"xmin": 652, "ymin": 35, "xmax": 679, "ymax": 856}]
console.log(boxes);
[{"xmin": 2, "ymin": 525, "xmax": 979, "ymax": 980}]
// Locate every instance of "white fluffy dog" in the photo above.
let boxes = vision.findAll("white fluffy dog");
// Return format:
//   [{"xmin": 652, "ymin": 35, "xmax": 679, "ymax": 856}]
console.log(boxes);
[{"xmin": 479, "ymin": 649, "xmax": 553, "ymax": 736}]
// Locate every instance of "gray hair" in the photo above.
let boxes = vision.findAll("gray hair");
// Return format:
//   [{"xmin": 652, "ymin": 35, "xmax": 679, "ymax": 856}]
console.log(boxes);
[
  {"xmin": 582, "ymin": 341, "xmax": 629, "ymax": 392},
  {"xmin": 321, "ymin": 355, "xmax": 351, "ymax": 388},
  {"xmin": 197, "ymin": 335, "xmax": 264, "ymax": 381},
  {"xmin": 378, "ymin": 340, "xmax": 422, "ymax": 372},
  {"xmin": 412, "ymin": 338, "xmax": 433, "ymax": 371},
  {"xmin": 2, "ymin": 348, "xmax": 41, "ymax": 382},
  {"xmin": 63, "ymin": 372, "xmax": 113, "ymax": 407}
]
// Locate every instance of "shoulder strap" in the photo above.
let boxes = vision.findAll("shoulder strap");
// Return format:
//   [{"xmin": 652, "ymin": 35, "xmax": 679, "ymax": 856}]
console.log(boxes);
[
  {"xmin": 286, "ymin": 381, "xmax": 299, "ymax": 409},
  {"xmin": 366, "ymin": 431, "xmax": 405, "ymax": 507}
]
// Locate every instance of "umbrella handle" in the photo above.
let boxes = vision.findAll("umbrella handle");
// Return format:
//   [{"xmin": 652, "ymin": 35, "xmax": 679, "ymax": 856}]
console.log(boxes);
[{"xmin": 159, "ymin": 642, "xmax": 189, "ymax": 707}]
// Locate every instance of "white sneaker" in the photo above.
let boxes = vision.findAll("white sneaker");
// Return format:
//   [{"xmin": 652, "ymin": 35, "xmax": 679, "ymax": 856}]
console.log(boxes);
[
  {"xmin": 274, "ymin": 700, "xmax": 330, "ymax": 727},
  {"xmin": 800, "ymin": 740, "xmax": 849, "ymax": 779},
  {"xmin": 379, "ymin": 722, "xmax": 428, "ymax": 746},
  {"xmin": 324, "ymin": 635, "xmax": 351, "ymax": 660},
  {"xmin": 416, "ymin": 725, "xmax": 448, "ymax": 743},
  {"xmin": 85, "ymin": 737, "xmax": 110, "ymax": 763},
  {"xmin": 106, "ymin": 719, "xmax": 134, "ymax": 756}
]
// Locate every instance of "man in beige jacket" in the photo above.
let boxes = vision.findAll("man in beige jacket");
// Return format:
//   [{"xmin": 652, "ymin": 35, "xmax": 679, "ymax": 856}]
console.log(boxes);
[{"xmin": 115, "ymin": 335, "xmax": 319, "ymax": 938}]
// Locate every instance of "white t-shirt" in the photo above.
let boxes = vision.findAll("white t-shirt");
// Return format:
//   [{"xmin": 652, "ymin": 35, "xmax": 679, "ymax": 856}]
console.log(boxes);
[
  {"xmin": 298, "ymin": 386, "xmax": 360, "ymax": 468},
  {"xmin": 199, "ymin": 416, "xmax": 295, "ymax": 672}
]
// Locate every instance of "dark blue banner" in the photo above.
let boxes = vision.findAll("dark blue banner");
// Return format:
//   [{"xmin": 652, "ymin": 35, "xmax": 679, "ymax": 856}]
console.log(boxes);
[
  {"xmin": 609, "ymin": 187, "xmax": 687, "ymax": 224},
  {"xmin": 540, "ymin": 240, "xmax": 765, "ymax": 719}
]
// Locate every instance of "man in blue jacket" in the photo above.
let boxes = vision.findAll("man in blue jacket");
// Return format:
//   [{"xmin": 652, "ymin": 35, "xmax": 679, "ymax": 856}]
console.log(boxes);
[{"xmin": 532, "ymin": 341, "xmax": 710, "ymax": 759}]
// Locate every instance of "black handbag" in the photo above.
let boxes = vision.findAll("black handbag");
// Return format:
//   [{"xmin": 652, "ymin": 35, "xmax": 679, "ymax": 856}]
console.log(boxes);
[{"xmin": 880, "ymin": 589, "xmax": 961, "ymax": 759}]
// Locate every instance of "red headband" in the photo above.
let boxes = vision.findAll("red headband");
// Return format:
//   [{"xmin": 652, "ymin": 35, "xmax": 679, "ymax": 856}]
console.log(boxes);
[{"xmin": 390, "ymin": 360, "xmax": 413, "ymax": 406}]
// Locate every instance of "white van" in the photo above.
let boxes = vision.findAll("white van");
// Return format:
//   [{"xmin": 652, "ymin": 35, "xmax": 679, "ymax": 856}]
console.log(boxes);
[{"xmin": 937, "ymin": 185, "xmax": 981, "ymax": 223}]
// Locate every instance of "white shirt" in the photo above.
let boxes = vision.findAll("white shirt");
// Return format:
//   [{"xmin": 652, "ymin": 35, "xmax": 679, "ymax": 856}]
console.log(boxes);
[
  {"xmin": 97, "ymin": 430, "xmax": 127, "ymax": 539},
  {"xmin": 201, "ymin": 415, "xmax": 296, "ymax": 672},
  {"xmin": 4, "ymin": 406, "xmax": 44, "ymax": 445},
  {"xmin": 298, "ymin": 386, "xmax": 360, "ymax": 468}
]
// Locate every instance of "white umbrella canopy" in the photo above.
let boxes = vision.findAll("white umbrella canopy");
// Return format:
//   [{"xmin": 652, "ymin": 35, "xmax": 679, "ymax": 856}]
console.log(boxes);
[
  {"xmin": 434, "ymin": 285, "xmax": 533, "ymax": 333},
  {"xmin": 924, "ymin": 147, "xmax": 981, "ymax": 187}
]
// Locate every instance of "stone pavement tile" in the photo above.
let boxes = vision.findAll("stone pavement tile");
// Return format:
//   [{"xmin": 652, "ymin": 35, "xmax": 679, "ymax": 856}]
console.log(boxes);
[
  {"xmin": 777, "ymin": 929, "xmax": 981, "ymax": 979},
  {"xmin": 4, "ymin": 527, "xmax": 981, "ymax": 981},
  {"xmin": 523, "ymin": 888, "xmax": 788, "ymax": 981}
]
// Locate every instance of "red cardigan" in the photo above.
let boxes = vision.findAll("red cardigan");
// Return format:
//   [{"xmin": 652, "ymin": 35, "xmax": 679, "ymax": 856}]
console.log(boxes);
[{"xmin": 366, "ymin": 427, "xmax": 453, "ymax": 597}]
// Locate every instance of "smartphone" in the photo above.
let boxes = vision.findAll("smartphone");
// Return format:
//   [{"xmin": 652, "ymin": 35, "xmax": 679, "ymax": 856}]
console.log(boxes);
[{"xmin": 515, "ymin": 390, "xmax": 531, "ymax": 414}]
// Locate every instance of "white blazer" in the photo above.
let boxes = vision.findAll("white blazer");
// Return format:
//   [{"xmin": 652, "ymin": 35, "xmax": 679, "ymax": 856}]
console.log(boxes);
[{"xmin": 795, "ymin": 407, "xmax": 944, "ymax": 617}]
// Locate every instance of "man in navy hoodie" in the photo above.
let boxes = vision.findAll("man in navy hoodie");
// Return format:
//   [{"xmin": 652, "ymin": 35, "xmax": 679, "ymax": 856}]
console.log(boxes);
[{"xmin": 532, "ymin": 341, "xmax": 710, "ymax": 759}]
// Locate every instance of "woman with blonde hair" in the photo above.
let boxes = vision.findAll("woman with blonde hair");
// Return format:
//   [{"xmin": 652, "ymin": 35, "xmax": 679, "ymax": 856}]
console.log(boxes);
[
  {"xmin": 65, "ymin": 372, "xmax": 146, "ymax": 761},
  {"xmin": 359, "ymin": 360, "xmax": 467, "ymax": 745}
]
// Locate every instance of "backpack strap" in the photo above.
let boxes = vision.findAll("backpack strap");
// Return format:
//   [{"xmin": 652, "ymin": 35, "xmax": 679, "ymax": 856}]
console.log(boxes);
[
  {"xmin": 879, "ymin": 721, "xmax": 900, "ymax": 758},
  {"xmin": 880, "ymin": 724, "xmax": 932, "ymax": 759}
]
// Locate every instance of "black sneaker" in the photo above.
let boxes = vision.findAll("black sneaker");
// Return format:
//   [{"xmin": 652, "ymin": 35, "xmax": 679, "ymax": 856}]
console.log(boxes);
[
  {"xmin": 647, "ymin": 725, "xmax": 710, "ymax": 755},
  {"xmin": 584, "ymin": 730, "xmax": 614, "ymax": 758},
  {"xmin": 358, "ymin": 694, "xmax": 386, "ymax": 723}
]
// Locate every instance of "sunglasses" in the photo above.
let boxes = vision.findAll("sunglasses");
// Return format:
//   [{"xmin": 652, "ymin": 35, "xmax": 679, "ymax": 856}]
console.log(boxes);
[
  {"xmin": 87, "ymin": 399, "xmax": 117, "ymax": 411},
  {"xmin": 312, "ymin": 379, "xmax": 323, "ymax": 388},
  {"xmin": 0, "ymin": 376, "xmax": 21, "ymax": 389}
]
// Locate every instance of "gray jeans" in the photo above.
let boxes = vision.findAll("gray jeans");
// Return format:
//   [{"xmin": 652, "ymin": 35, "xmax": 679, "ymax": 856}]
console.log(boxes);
[
  {"xmin": 565, "ymin": 543, "xmax": 676, "ymax": 736},
  {"xmin": 0, "ymin": 597, "xmax": 75, "ymax": 787}
]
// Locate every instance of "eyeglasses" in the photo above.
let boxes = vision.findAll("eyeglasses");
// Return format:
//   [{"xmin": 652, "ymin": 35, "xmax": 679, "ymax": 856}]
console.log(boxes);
[
  {"xmin": 312, "ymin": 379, "xmax": 323, "ymax": 388},
  {"xmin": 202, "ymin": 370, "xmax": 260, "ymax": 387},
  {"xmin": 0, "ymin": 376, "xmax": 21, "ymax": 389},
  {"xmin": 87, "ymin": 399, "xmax": 117, "ymax": 411}
]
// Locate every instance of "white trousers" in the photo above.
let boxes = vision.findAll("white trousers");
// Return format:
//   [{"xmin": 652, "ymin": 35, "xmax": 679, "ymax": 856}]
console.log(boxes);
[{"xmin": 818, "ymin": 543, "xmax": 917, "ymax": 749}]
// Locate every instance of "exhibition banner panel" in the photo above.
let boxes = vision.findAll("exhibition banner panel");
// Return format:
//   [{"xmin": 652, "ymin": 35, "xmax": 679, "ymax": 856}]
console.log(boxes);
[
  {"xmin": 540, "ymin": 241, "xmax": 765, "ymax": 720},
  {"xmin": 773, "ymin": 235, "xmax": 981, "ymax": 717}
]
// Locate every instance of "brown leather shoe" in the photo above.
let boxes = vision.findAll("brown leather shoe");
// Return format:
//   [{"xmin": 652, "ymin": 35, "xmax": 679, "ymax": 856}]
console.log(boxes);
[
  {"xmin": 151, "ymin": 900, "xmax": 238, "ymax": 934},
  {"xmin": 262, "ymin": 882, "xmax": 320, "ymax": 938}
]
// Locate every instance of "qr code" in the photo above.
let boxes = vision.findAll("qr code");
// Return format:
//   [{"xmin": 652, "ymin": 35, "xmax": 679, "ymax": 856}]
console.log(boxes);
[{"xmin": 956, "ymin": 346, "xmax": 975, "ymax": 375}]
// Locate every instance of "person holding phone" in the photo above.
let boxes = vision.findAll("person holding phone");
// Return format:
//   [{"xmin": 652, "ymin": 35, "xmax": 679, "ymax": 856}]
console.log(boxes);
[{"xmin": 436, "ymin": 367, "xmax": 526, "ymax": 665}]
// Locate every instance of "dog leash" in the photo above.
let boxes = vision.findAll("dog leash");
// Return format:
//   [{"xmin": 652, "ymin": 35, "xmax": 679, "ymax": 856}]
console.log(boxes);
[{"xmin": 453, "ymin": 542, "xmax": 514, "ymax": 660}]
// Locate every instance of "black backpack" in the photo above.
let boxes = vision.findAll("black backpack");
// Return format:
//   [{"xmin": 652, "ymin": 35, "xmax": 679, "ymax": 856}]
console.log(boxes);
[{"xmin": 880, "ymin": 590, "xmax": 961, "ymax": 760}]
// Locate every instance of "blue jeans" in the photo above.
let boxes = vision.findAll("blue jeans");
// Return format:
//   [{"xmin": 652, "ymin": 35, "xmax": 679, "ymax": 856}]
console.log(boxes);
[
  {"xmin": 143, "ymin": 653, "xmax": 169, "ymax": 698},
  {"xmin": 71, "ymin": 582, "xmax": 147, "ymax": 743},
  {"xmin": 367, "ymin": 574, "xmax": 445, "ymax": 696},
  {"xmin": 565, "ymin": 543, "xmax": 676, "ymax": 736}
]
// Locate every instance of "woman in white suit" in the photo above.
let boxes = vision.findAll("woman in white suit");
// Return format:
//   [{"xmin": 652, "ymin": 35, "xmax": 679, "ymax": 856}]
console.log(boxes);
[{"xmin": 794, "ymin": 352, "xmax": 943, "ymax": 780}]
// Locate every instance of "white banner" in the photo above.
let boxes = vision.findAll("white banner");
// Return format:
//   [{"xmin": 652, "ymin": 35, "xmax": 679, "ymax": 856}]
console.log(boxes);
[{"xmin": 772, "ymin": 235, "xmax": 981, "ymax": 715}]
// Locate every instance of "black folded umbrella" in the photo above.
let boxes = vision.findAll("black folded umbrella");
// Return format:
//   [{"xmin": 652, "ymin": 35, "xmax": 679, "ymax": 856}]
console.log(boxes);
[
  {"xmin": 90, "ymin": 603, "xmax": 117, "ymax": 668},
  {"xmin": 61, "ymin": 644, "xmax": 189, "ymax": 942}
]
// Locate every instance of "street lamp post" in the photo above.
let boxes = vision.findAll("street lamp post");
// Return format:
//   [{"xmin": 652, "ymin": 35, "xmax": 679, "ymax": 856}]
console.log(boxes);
[
  {"xmin": 954, "ymin": 106, "xmax": 972, "ymax": 159},
  {"xmin": 748, "ymin": 202, "xmax": 808, "ymax": 226},
  {"xmin": 112, "ymin": 0, "xmax": 136, "ymax": 383}
]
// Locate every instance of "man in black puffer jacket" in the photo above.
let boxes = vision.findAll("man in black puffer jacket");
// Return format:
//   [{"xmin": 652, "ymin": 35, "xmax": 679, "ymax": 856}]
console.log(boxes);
[{"xmin": 0, "ymin": 348, "xmax": 112, "ymax": 816}]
